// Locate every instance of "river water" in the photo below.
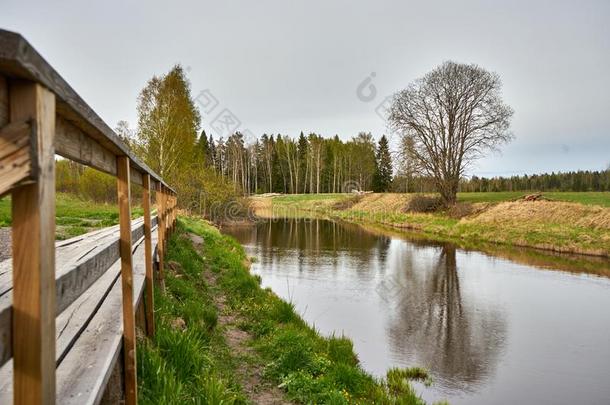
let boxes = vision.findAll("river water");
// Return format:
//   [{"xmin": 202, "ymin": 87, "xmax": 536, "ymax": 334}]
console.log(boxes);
[{"xmin": 223, "ymin": 218, "xmax": 610, "ymax": 405}]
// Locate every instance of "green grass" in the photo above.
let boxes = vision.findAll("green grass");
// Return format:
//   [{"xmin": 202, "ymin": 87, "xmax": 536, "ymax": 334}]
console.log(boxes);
[
  {"xmin": 0, "ymin": 193, "xmax": 144, "ymax": 239},
  {"xmin": 457, "ymin": 191, "xmax": 610, "ymax": 206},
  {"xmin": 270, "ymin": 191, "xmax": 610, "ymax": 207},
  {"xmin": 153, "ymin": 217, "xmax": 439, "ymax": 404},
  {"xmin": 138, "ymin": 220, "xmax": 246, "ymax": 404}
]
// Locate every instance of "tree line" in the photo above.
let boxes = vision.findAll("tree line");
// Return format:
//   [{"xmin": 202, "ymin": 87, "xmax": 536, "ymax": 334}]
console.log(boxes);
[
  {"xmin": 459, "ymin": 170, "xmax": 610, "ymax": 193},
  {"xmin": 196, "ymin": 130, "xmax": 393, "ymax": 195}
]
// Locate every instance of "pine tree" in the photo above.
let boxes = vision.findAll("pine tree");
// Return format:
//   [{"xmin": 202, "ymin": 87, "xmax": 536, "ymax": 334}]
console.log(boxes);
[
  {"xmin": 297, "ymin": 131, "xmax": 308, "ymax": 193},
  {"xmin": 195, "ymin": 129, "xmax": 209, "ymax": 166},
  {"xmin": 373, "ymin": 135, "xmax": 393, "ymax": 192}
]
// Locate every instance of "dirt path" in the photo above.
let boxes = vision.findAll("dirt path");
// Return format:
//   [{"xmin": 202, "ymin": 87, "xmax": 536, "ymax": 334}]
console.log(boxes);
[{"xmin": 188, "ymin": 233, "xmax": 291, "ymax": 405}]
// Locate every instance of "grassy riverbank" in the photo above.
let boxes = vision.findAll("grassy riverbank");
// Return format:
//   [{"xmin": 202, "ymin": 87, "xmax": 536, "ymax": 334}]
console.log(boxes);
[
  {"xmin": 138, "ymin": 216, "xmax": 439, "ymax": 404},
  {"xmin": 0, "ymin": 193, "xmax": 143, "ymax": 239},
  {"xmin": 259, "ymin": 192, "xmax": 610, "ymax": 258}
]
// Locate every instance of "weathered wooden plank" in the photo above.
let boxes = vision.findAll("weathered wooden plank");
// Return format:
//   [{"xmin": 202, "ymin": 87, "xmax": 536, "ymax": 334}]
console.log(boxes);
[
  {"xmin": 55, "ymin": 116, "xmax": 116, "ymax": 177},
  {"xmin": 0, "ymin": 29, "xmax": 174, "ymax": 192},
  {"xmin": 156, "ymin": 186, "xmax": 166, "ymax": 290},
  {"xmin": 0, "ymin": 76, "xmax": 7, "ymax": 127},
  {"xmin": 54, "ymin": 219, "xmax": 144, "ymax": 315},
  {"xmin": 0, "ymin": 216, "xmax": 158, "ymax": 298},
  {"xmin": 0, "ymin": 216, "xmax": 158, "ymax": 366},
  {"xmin": 116, "ymin": 156, "xmax": 137, "ymax": 405},
  {"xmin": 0, "ymin": 230, "xmax": 157, "ymax": 404},
  {"xmin": 55, "ymin": 116, "xmax": 144, "ymax": 186},
  {"xmin": 0, "ymin": 292, "xmax": 9, "ymax": 372},
  {"xmin": 142, "ymin": 174, "xmax": 154, "ymax": 337},
  {"xmin": 54, "ymin": 232, "xmax": 151, "ymax": 405},
  {"xmin": 10, "ymin": 80, "xmax": 56, "ymax": 405},
  {"xmin": 0, "ymin": 217, "xmax": 146, "ymax": 298},
  {"xmin": 0, "ymin": 119, "xmax": 38, "ymax": 197},
  {"xmin": 0, "ymin": 222, "xmax": 120, "ymax": 298}
]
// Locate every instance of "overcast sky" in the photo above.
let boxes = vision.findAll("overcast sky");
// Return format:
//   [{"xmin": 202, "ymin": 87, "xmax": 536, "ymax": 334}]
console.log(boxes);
[{"xmin": 1, "ymin": 0, "xmax": 609, "ymax": 176}]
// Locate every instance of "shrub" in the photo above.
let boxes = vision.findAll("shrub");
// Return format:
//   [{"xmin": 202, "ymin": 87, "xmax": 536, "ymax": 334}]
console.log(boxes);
[
  {"xmin": 405, "ymin": 195, "xmax": 443, "ymax": 213},
  {"xmin": 79, "ymin": 167, "xmax": 116, "ymax": 203}
]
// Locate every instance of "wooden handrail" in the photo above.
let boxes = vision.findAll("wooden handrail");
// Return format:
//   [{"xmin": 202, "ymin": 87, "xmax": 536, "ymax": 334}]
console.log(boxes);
[
  {"xmin": 0, "ymin": 29, "xmax": 175, "ymax": 194},
  {"xmin": 0, "ymin": 29, "xmax": 178, "ymax": 404}
]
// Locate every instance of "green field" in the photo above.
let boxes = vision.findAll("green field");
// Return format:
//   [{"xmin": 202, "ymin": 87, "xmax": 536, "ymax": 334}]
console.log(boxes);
[
  {"xmin": 457, "ymin": 191, "xmax": 610, "ymax": 206},
  {"xmin": 267, "ymin": 191, "xmax": 610, "ymax": 207},
  {"xmin": 0, "ymin": 193, "xmax": 144, "ymax": 239}
]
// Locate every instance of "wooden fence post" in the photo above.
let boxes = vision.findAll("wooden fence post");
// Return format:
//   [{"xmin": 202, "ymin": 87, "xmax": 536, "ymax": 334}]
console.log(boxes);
[
  {"xmin": 116, "ymin": 156, "xmax": 137, "ymax": 405},
  {"xmin": 173, "ymin": 195, "xmax": 177, "ymax": 229},
  {"xmin": 170, "ymin": 195, "xmax": 175, "ymax": 233},
  {"xmin": 163, "ymin": 189, "xmax": 168, "ymax": 238},
  {"xmin": 166, "ymin": 190, "xmax": 170, "ymax": 237},
  {"xmin": 142, "ymin": 174, "xmax": 155, "ymax": 337},
  {"xmin": 165, "ymin": 190, "xmax": 170, "ymax": 238},
  {"xmin": 10, "ymin": 81, "xmax": 56, "ymax": 405},
  {"xmin": 155, "ymin": 184, "xmax": 166, "ymax": 291},
  {"xmin": 167, "ymin": 192, "xmax": 171, "ymax": 235}
]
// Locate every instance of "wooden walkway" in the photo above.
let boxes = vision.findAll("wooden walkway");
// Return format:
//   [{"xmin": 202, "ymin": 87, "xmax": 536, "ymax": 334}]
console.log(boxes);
[
  {"xmin": 0, "ymin": 217, "xmax": 157, "ymax": 403},
  {"xmin": 0, "ymin": 29, "xmax": 177, "ymax": 404}
]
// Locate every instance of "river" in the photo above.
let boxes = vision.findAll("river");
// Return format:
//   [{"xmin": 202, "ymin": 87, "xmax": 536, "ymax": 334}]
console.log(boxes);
[{"xmin": 223, "ymin": 217, "xmax": 610, "ymax": 405}]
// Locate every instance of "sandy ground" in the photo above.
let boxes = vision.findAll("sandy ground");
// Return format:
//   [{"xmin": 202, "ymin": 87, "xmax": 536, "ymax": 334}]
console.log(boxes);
[{"xmin": 0, "ymin": 228, "xmax": 10, "ymax": 261}]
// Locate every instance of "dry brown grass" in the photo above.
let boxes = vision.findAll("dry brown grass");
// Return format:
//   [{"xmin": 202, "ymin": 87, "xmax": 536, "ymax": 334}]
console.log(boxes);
[
  {"xmin": 447, "ymin": 202, "xmax": 477, "ymax": 218},
  {"xmin": 350, "ymin": 193, "xmax": 414, "ymax": 212},
  {"xmin": 465, "ymin": 200, "xmax": 610, "ymax": 230},
  {"xmin": 332, "ymin": 194, "xmax": 363, "ymax": 210},
  {"xmin": 248, "ymin": 196, "xmax": 272, "ymax": 211}
]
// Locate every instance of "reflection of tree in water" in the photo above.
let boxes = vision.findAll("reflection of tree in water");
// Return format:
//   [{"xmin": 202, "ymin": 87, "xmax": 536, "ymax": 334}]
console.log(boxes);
[
  {"xmin": 225, "ymin": 219, "xmax": 505, "ymax": 391},
  {"xmin": 226, "ymin": 218, "xmax": 391, "ymax": 273},
  {"xmin": 385, "ymin": 243, "xmax": 507, "ymax": 392}
]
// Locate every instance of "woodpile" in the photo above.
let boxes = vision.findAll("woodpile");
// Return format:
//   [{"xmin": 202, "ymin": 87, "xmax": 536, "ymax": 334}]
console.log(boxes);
[{"xmin": 522, "ymin": 193, "xmax": 546, "ymax": 202}]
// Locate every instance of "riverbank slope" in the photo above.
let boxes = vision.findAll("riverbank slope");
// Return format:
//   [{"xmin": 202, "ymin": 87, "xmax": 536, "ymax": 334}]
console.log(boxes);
[
  {"xmin": 138, "ymin": 216, "xmax": 438, "ymax": 404},
  {"xmin": 256, "ymin": 193, "xmax": 610, "ymax": 258}
]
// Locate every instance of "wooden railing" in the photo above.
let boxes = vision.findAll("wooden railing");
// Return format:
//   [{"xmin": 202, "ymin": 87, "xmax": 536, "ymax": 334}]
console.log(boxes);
[{"xmin": 0, "ymin": 29, "xmax": 177, "ymax": 404}]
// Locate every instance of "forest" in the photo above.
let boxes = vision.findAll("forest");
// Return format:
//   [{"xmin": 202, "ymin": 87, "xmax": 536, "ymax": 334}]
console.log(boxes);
[
  {"xmin": 192, "ymin": 131, "xmax": 610, "ymax": 195},
  {"xmin": 53, "ymin": 64, "xmax": 610, "ymax": 214}
]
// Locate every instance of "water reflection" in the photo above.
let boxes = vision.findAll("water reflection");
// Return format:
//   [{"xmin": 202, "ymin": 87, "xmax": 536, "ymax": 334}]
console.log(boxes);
[
  {"xmin": 223, "ymin": 218, "xmax": 610, "ymax": 405},
  {"xmin": 384, "ymin": 244, "xmax": 506, "ymax": 393}
]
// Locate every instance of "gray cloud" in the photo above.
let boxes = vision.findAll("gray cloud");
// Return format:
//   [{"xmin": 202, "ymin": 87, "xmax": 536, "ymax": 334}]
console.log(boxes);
[{"xmin": 1, "ymin": 0, "xmax": 608, "ymax": 176}]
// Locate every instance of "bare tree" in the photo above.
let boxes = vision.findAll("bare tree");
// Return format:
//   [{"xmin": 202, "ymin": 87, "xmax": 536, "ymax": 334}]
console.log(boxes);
[{"xmin": 389, "ymin": 61, "xmax": 513, "ymax": 205}]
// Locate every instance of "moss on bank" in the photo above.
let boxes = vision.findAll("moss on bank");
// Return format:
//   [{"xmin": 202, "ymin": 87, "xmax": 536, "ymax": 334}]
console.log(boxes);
[{"xmin": 138, "ymin": 217, "xmax": 439, "ymax": 404}]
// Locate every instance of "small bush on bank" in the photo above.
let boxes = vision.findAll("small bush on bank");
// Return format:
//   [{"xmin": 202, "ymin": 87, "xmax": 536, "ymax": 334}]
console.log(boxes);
[{"xmin": 405, "ymin": 195, "xmax": 444, "ymax": 213}]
